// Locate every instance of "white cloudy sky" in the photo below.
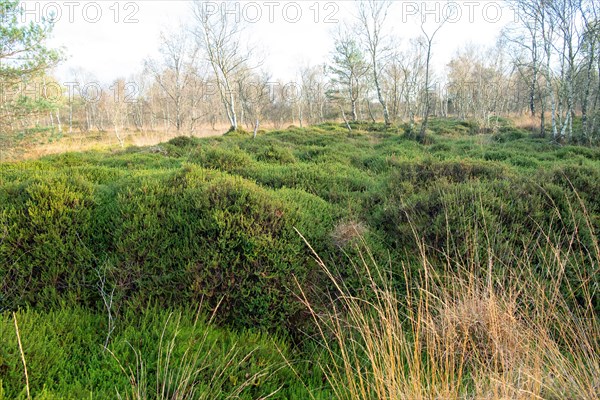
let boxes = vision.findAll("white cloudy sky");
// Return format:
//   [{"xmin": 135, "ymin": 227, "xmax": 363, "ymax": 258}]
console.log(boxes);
[{"xmin": 29, "ymin": 1, "xmax": 518, "ymax": 85}]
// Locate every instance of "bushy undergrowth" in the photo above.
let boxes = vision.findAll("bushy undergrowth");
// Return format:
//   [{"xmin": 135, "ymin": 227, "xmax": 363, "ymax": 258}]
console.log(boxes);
[
  {"xmin": 1, "ymin": 119, "xmax": 600, "ymax": 398},
  {"xmin": 0, "ymin": 163, "xmax": 323, "ymax": 332},
  {"xmin": 2, "ymin": 120, "xmax": 600, "ymax": 332}
]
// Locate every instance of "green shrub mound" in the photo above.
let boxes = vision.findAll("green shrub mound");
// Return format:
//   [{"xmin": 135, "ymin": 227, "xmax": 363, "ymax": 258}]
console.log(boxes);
[
  {"xmin": 0, "ymin": 163, "xmax": 328, "ymax": 332},
  {"xmin": 2, "ymin": 120, "xmax": 600, "ymax": 333}
]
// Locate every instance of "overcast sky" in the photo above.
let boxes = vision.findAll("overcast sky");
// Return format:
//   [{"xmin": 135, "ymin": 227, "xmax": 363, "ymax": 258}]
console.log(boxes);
[{"xmin": 21, "ymin": 1, "xmax": 518, "ymax": 85}]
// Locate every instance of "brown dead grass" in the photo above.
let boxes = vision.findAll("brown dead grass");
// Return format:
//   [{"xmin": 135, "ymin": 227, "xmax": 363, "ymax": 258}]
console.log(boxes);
[
  {"xmin": 296, "ymin": 196, "xmax": 600, "ymax": 400},
  {"xmin": 0, "ymin": 124, "xmax": 233, "ymax": 162},
  {"xmin": 512, "ymin": 113, "xmax": 544, "ymax": 132},
  {"xmin": 31, "ymin": 127, "xmax": 223, "ymax": 160},
  {"xmin": 1, "ymin": 119, "xmax": 316, "ymax": 162}
]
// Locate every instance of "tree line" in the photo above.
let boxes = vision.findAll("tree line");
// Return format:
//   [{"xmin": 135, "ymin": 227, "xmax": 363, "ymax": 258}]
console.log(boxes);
[{"xmin": 2, "ymin": 0, "xmax": 600, "ymax": 144}]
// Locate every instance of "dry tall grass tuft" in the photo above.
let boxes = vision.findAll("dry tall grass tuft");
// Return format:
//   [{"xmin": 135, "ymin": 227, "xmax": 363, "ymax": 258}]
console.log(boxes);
[
  {"xmin": 297, "ymin": 195, "xmax": 600, "ymax": 400},
  {"xmin": 12, "ymin": 312, "xmax": 31, "ymax": 400}
]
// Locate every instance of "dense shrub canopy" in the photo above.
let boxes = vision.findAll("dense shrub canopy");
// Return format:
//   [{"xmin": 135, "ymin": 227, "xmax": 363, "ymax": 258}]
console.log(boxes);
[{"xmin": 2, "ymin": 121, "xmax": 600, "ymax": 333}]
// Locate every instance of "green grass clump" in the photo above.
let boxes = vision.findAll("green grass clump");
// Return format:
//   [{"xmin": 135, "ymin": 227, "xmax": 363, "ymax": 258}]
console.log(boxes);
[{"xmin": 0, "ymin": 307, "xmax": 330, "ymax": 399}]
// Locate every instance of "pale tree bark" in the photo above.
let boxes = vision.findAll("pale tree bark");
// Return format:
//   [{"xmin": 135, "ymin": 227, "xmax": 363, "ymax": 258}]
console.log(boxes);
[
  {"xmin": 145, "ymin": 30, "xmax": 199, "ymax": 133},
  {"xmin": 398, "ymin": 39, "xmax": 425, "ymax": 126},
  {"xmin": 110, "ymin": 79, "xmax": 128, "ymax": 147},
  {"xmin": 356, "ymin": 0, "xmax": 391, "ymax": 125},
  {"xmin": 506, "ymin": 0, "xmax": 543, "ymax": 119},
  {"xmin": 579, "ymin": 0, "xmax": 599, "ymax": 142},
  {"xmin": 192, "ymin": 1, "xmax": 253, "ymax": 132},
  {"xmin": 418, "ymin": 10, "xmax": 448, "ymax": 142},
  {"xmin": 538, "ymin": 1, "xmax": 559, "ymax": 140},
  {"xmin": 238, "ymin": 68, "xmax": 270, "ymax": 136},
  {"xmin": 508, "ymin": 0, "xmax": 558, "ymax": 139},
  {"xmin": 552, "ymin": 0, "xmax": 578, "ymax": 141},
  {"xmin": 298, "ymin": 65, "xmax": 328, "ymax": 125}
]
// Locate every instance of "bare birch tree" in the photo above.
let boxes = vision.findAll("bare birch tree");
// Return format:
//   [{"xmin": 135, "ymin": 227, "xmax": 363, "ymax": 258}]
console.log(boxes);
[
  {"xmin": 418, "ymin": 4, "xmax": 449, "ymax": 142},
  {"xmin": 192, "ymin": 1, "xmax": 253, "ymax": 132},
  {"xmin": 145, "ymin": 29, "xmax": 199, "ymax": 133},
  {"xmin": 356, "ymin": 0, "xmax": 391, "ymax": 125}
]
